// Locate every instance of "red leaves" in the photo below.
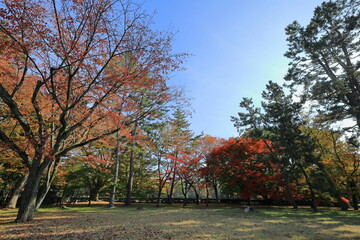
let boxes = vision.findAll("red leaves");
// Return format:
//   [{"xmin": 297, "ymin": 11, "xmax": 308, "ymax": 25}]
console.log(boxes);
[
  {"xmin": 167, "ymin": 151, "xmax": 202, "ymax": 188},
  {"xmin": 341, "ymin": 196, "xmax": 350, "ymax": 204},
  {"xmin": 208, "ymin": 137, "xmax": 282, "ymax": 198}
]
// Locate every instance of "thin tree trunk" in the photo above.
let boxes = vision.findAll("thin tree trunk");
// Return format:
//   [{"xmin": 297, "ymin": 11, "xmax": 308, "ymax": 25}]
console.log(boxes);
[
  {"xmin": 88, "ymin": 190, "xmax": 92, "ymax": 207},
  {"xmin": 0, "ymin": 189, "xmax": 8, "ymax": 206},
  {"xmin": 205, "ymin": 184, "xmax": 210, "ymax": 207},
  {"xmin": 125, "ymin": 148, "xmax": 135, "ymax": 206},
  {"xmin": 165, "ymin": 185, "xmax": 170, "ymax": 204},
  {"xmin": 182, "ymin": 180, "xmax": 188, "ymax": 207},
  {"xmin": 213, "ymin": 179, "xmax": 219, "ymax": 203},
  {"xmin": 317, "ymin": 163, "xmax": 348, "ymax": 210},
  {"xmin": 35, "ymin": 161, "xmax": 60, "ymax": 211},
  {"xmin": 65, "ymin": 190, "xmax": 75, "ymax": 205},
  {"xmin": 349, "ymin": 180, "xmax": 358, "ymax": 210},
  {"xmin": 298, "ymin": 164, "xmax": 318, "ymax": 212},
  {"xmin": 352, "ymin": 194, "xmax": 359, "ymax": 210},
  {"xmin": 156, "ymin": 155, "xmax": 165, "ymax": 207},
  {"xmin": 183, "ymin": 193, "xmax": 187, "ymax": 207},
  {"xmin": 35, "ymin": 185, "xmax": 49, "ymax": 210},
  {"xmin": 90, "ymin": 190, "xmax": 99, "ymax": 201},
  {"xmin": 168, "ymin": 167, "xmax": 176, "ymax": 205},
  {"xmin": 34, "ymin": 114, "xmax": 58, "ymax": 211},
  {"xmin": 310, "ymin": 189, "xmax": 318, "ymax": 212},
  {"xmin": 109, "ymin": 131, "xmax": 120, "ymax": 208},
  {"xmin": 6, "ymin": 174, "xmax": 28, "ymax": 209},
  {"xmin": 283, "ymin": 177, "xmax": 298, "ymax": 209},
  {"xmin": 193, "ymin": 187, "xmax": 199, "ymax": 205},
  {"xmin": 156, "ymin": 184, "xmax": 162, "ymax": 207},
  {"xmin": 125, "ymin": 122, "xmax": 137, "ymax": 207}
]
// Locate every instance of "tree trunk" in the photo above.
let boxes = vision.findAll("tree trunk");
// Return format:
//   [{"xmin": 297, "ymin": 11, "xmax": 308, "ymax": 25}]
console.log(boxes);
[
  {"xmin": 183, "ymin": 194, "xmax": 187, "ymax": 207},
  {"xmin": 88, "ymin": 190, "xmax": 92, "ymax": 207},
  {"xmin": 193, "ymin": 187, "xmax": 199, "ymax": 205},
  {"xmin": 125, "ymin": 123, "xmax": 137, "ymax": 207},
  {"xmin": 310, "ymin": 190, "xmax": 318, "ymax": 212},
  {"xmin": 156, "ymin": 155, "xmax": 164, "ymax": 207},
  {"xmin": 34, "ymin": 185, "xmax": 49, "ymax": 211},
  {"xmin": 327, "ymin": 183, "xmax": 348, "ymax": 210},
  {"xmin": 168, "ymin": 167, "xmax": 176, "ymax": 205},
  {"xmin": 65, "ymin": 190, "xmax": 75, "ymax": 205},
  {"xmin": 125, "ymin": 148, "xmax": 135, "ymax": 206},
  {"xmin": 16, "ymin": 159, "xmax": 49, "ymax": 222},
  {"xmin": 205, "ymin": 184, "xmax": 210, "ymax": 207},
  {"xmin": 6, "ymin": 174, "xmax": 28, "ymax": 209},
  {"xmin": 352, "ymin": 194, "xmax": 358, "ymax": 210},
  {"xmin": 109, "ymin": 132, "xmax": 120, "ymax": 208},
  {"xmin": 34, "ymin": 161, "xmax": 60, "ymax": 211},
  {"xmin": 349, "ymin": 180, "xmax": 358, "ymax": 210},
  {"xmin": 156, "ymin": 184, "xmax": 162, "ymax": 207},
  {"xmin": 182, "ymin": 181, "xmax": 188, "ymax": 207},
  {"xmin": 298, "ymin": 164, "xmax": 318, "ymax": 212},
  {"xmin": 213, "ymin": 179, "xmax": 220, "ymax": 203},
  {"xmin": 317, "ymin": 163, "xmax": 348, "ymax": 210},
  {"xmin": 283, "ymin": 178, "xmax": 298, "ymax": 209},
  {"xmin": 90, "ymin": 190, "xmax": 99, "ymax": 201},
  {"xmin": 35, "ymin": 180, "xmax": 54, "ymax": 211}
]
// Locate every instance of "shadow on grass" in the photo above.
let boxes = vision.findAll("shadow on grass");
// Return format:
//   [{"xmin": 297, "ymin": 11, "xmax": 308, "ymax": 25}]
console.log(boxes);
[{"xmin": 1, "ymin": 204, "xmax": 360, "ymax": 239}]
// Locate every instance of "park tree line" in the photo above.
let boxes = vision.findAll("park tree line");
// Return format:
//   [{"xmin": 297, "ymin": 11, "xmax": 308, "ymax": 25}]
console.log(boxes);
[{"xmin": 0, "ymin": 0, "xmax": 359, "ymax": 222}]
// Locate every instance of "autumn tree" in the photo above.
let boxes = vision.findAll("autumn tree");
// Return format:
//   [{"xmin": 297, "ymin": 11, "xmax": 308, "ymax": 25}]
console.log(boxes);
[
  {"xmin": 166, "ymin": 108, "xmax": 197, "ymax": 204},
  {"xmin": 169, "ymin": 151, "xmax": 202, "ymax": 206},
  {"xmin": 0, "ymin": 0, "xmax": 185, "ymax": 222},
  {"xmin": 209, "ymin": 137, "xmax": 282, "ymax": 202},
  {"xmin": 197, "ymin": 135, "xmax": 223, "ymax": 204},
  {"xmin": 0, "ymin": 65, "xmax": 29, "ymax": 208},
  {"xmin": 232, "ymin": 97, "xmax": 301, "ymax": 207},
  {"xmin": 305, "ymin": 126, "xmax": 360, "ymax": 210}
]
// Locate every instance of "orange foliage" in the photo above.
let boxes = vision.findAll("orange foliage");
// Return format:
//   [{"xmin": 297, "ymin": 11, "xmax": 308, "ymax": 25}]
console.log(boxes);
[{"xmin": 208, "ymin": 137, "xmax": 283, "ymax": 199}]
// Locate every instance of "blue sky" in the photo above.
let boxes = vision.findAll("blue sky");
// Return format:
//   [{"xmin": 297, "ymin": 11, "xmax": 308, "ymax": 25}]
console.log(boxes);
[{"xmin": 143, "ymin": 0, "xmax": 324, "ymax": 138}]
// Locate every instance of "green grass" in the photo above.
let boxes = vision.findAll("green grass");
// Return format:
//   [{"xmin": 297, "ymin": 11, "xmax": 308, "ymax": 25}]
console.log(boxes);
[{"xmin": 1, "ymin": 203, "xmax": 360, "ymax": 239}]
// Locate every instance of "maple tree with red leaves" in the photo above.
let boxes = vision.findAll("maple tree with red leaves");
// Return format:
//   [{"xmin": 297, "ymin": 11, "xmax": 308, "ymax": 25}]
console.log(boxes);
[
  {"xmin": 196, "ymin": 135, "xmax": 223, "ymax": 203},
  {"xmin": 208, "ymin": 137, "xmax": 284, "ymax": 201},
  {"xmin": 168, "ymin": 152, "xmax": 202, "ymax": 206}
]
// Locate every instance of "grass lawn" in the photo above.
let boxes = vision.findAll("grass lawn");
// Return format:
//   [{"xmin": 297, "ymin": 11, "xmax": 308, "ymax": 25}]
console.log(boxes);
[{"xmin": 1, "ymin": 203, "xmax": 360, "ymax": 239}]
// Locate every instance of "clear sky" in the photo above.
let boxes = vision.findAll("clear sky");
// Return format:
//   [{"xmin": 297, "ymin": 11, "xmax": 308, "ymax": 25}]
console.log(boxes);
[{"xmin": 142, "ymin": 0, "xmax": 324, "ymax": 139}]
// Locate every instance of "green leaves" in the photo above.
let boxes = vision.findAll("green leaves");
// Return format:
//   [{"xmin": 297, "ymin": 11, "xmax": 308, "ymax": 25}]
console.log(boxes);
[{"xmin": 284, "ymin": 0, "xmax": 360, "ymax": 128}]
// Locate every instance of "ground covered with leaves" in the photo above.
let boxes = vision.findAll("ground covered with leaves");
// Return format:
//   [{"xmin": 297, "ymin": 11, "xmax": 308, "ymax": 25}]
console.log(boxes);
[{"xmin": 1, "ymin": 203, "xmax": 360, "ymax": 239}]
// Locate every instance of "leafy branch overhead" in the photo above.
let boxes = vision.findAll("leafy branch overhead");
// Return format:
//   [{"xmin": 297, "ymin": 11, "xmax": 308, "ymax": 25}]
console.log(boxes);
[{"xmin": 284, "ymin": 0, "xmax": 360, "ymax": 127}]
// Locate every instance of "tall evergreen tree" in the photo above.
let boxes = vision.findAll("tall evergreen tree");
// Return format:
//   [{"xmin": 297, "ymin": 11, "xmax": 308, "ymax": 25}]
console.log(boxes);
[
  {"xmin": 167, "ymin": 108, "xmax": 196, "ymax": 204},
  {"xmin": 285, "ymin": 0, "xmax": 360, "ymax": 129},
  {"xmin": 261, "ymin": 82, "xmax": 319, "ymax": 211}
]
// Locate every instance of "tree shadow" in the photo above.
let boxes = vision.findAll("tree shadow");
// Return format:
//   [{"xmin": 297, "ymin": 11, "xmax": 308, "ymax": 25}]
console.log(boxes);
[{"xmin": 1, "ymin": 205, "xmax": 360, "ymax": 239}]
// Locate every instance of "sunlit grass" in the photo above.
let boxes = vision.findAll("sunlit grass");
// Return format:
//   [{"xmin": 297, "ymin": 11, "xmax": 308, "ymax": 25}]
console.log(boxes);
[{"xmin": 1, "ymin": 204, "xmax": 360, "ymax": 239}]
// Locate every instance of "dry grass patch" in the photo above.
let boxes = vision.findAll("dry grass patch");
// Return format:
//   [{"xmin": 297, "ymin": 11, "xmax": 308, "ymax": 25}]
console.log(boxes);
[{"xmin": 0, "ymin": 204, "xmax": 360, "ymax": 239}]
